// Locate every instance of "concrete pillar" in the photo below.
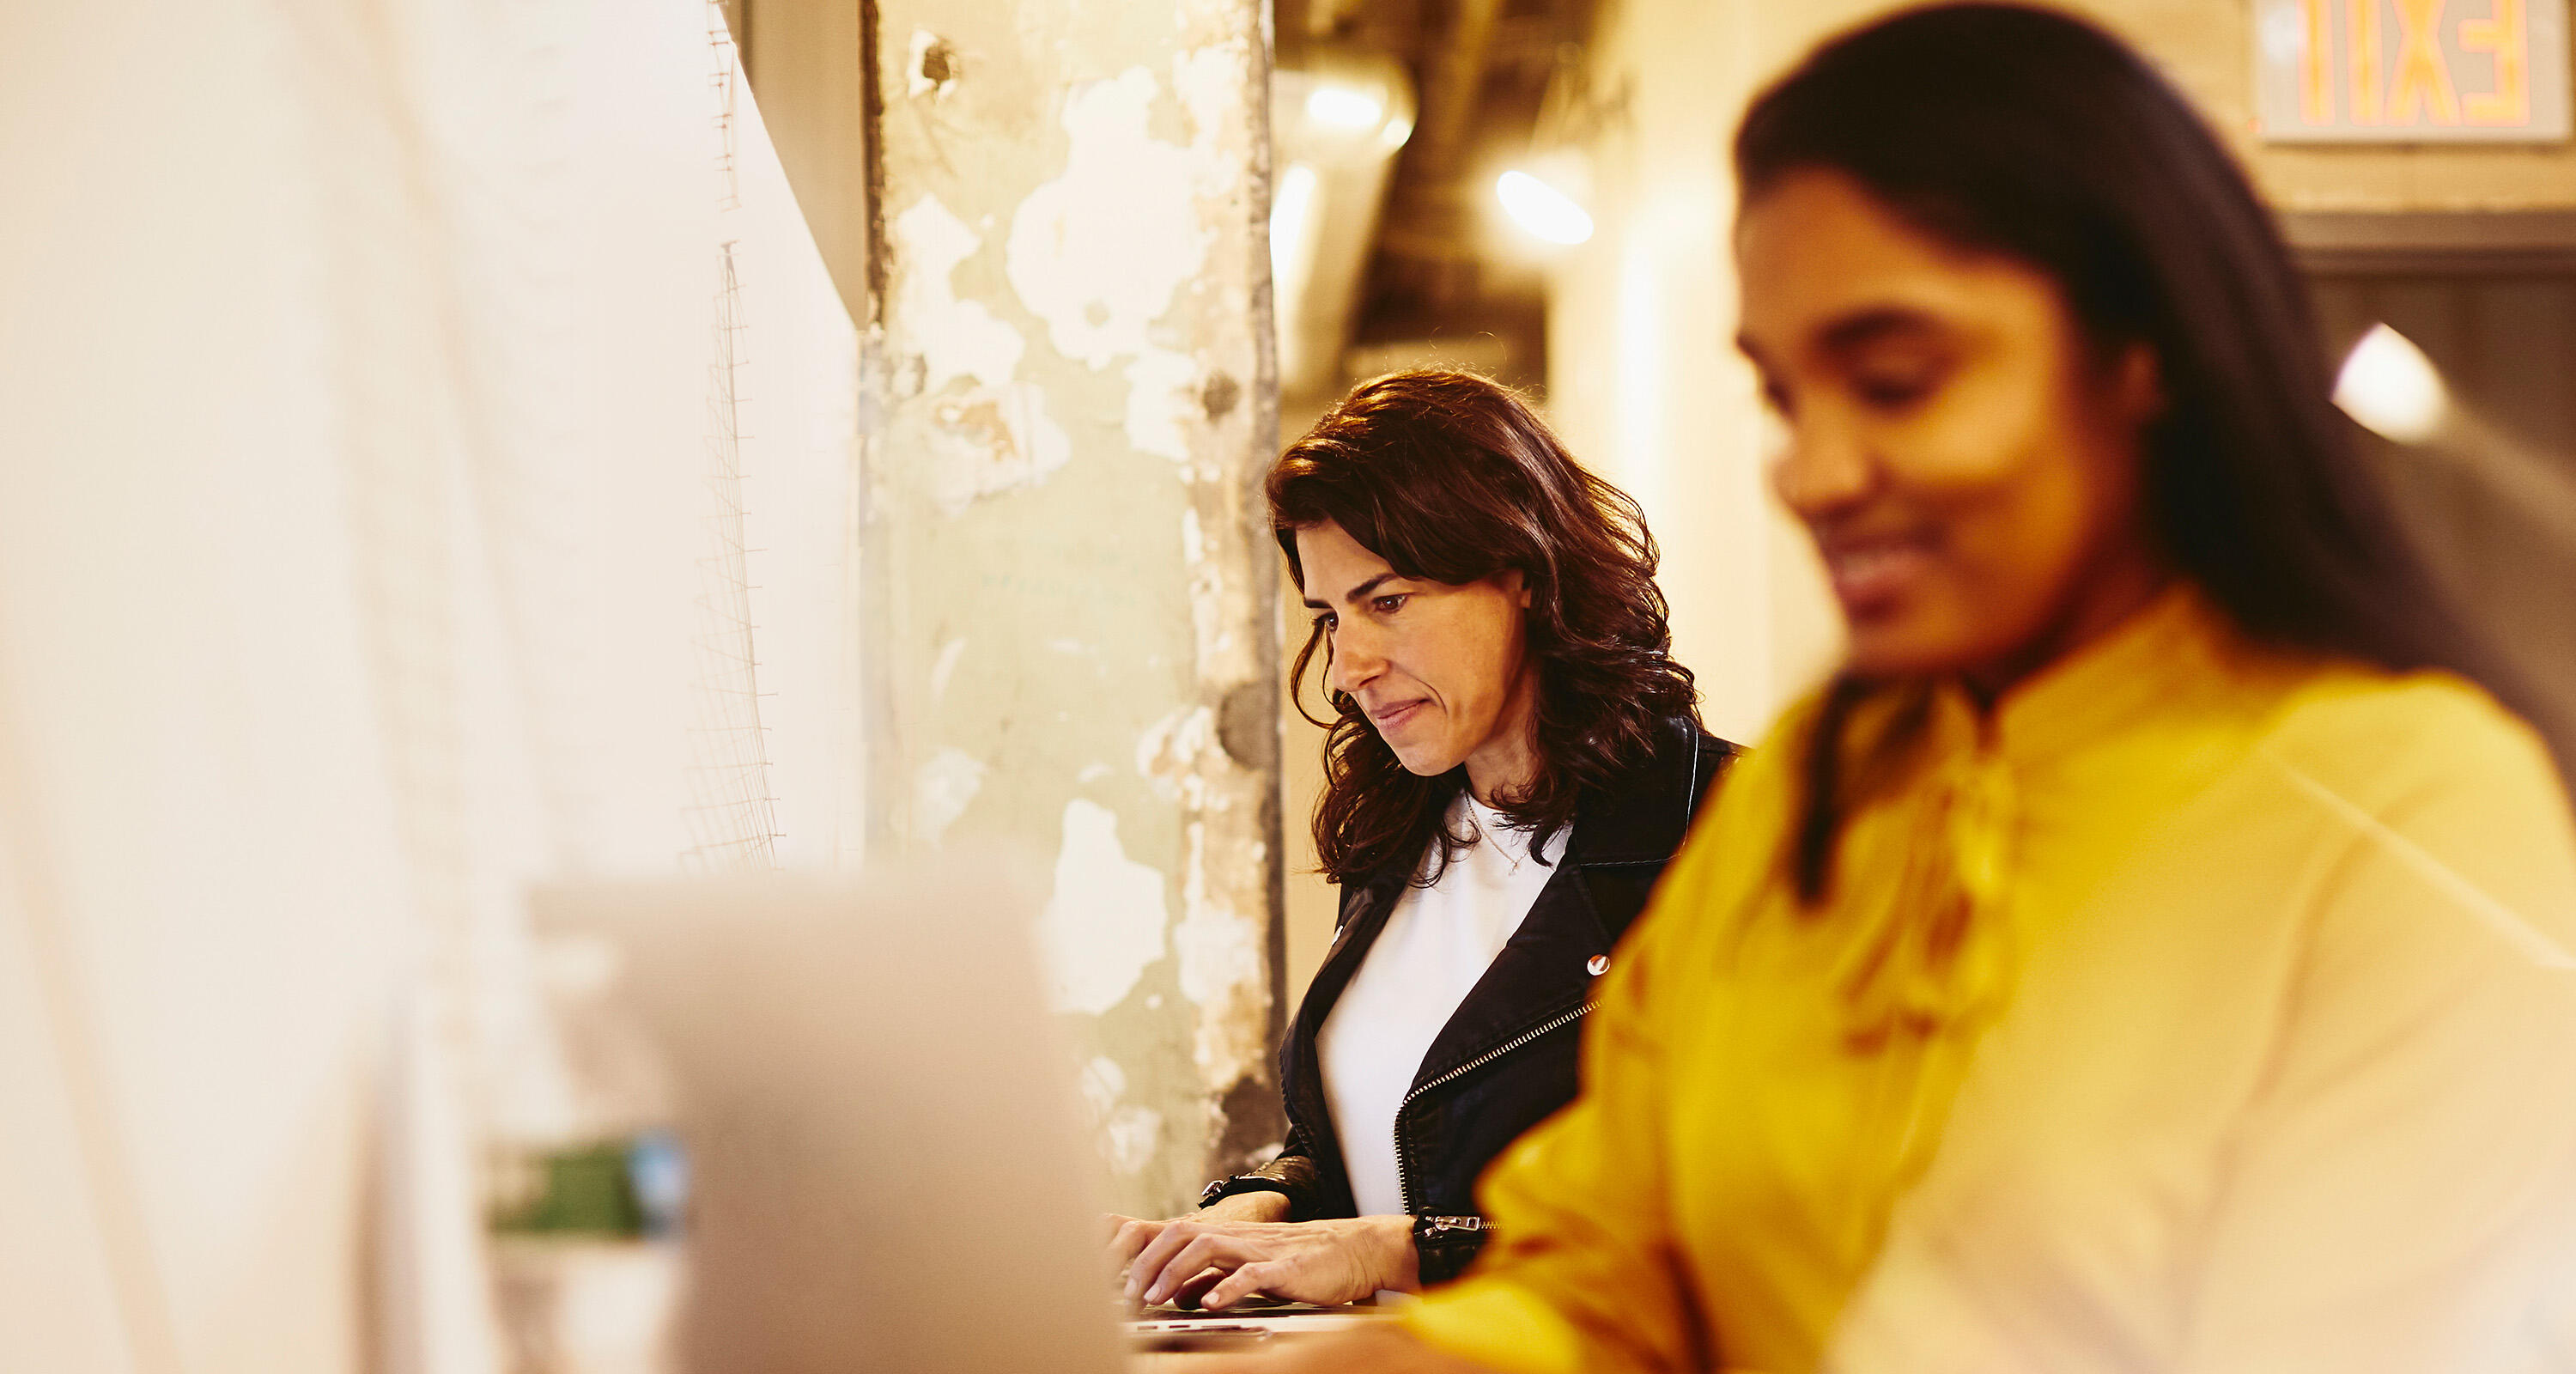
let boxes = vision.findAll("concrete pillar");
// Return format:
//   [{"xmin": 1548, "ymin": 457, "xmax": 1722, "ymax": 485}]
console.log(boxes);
[{"xmin": 853, "ymin": 0, "xmax": 1284, "ymax": 1215}]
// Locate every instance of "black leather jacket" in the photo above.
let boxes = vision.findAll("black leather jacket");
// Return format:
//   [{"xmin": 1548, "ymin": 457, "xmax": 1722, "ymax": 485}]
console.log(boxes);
[{"xmin": 1213, "ymin": 718, "xmax": 1738, "ymax": 1285}]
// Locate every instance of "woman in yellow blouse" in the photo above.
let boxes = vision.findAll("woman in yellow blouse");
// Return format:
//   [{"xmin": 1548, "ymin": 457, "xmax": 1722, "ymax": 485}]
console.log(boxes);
[{"xmin": 1214, "ymin": 5, "xmax": 2576, "ymax": 1372}]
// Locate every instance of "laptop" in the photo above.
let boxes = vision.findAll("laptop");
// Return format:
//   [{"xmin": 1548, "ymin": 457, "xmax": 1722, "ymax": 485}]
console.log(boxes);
[{"xmin": 532, "ymin": 867, "xmax": 1126, "ymax": 1374}]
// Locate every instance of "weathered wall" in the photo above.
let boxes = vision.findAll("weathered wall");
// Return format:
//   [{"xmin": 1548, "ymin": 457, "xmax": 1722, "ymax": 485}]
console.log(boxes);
[
  {"xmin": 848, "ymin": 0, "xmax": 1285, "ymax": 1217},
  {"xmin": 1552, "ymin": 0, "xmax": 2576, "ymax": 745}
]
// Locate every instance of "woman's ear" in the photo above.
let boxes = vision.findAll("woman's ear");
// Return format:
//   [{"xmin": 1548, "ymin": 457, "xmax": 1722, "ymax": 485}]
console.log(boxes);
[{"xmin": 1496, "ymin": 568, "xmax": 1534, "ymax": 608}]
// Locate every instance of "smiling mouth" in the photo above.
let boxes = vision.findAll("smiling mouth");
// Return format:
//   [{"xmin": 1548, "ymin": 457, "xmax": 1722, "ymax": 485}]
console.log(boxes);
[{"xmin": 1820, "ymin": 534, "xmax": 1935, "ymax": 617}]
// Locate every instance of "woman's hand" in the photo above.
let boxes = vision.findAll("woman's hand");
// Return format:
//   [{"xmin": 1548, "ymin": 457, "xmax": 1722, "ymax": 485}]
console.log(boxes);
[
  {"xmin": 1119, "ymin": 1213, "xmax": 1419, "ymax": 1310},
  {"xmin": 1103, "ymin": 1190, "xmax": 1292, "ymax": 1286},
  {"xmin": 1188, "ymin": 1324, "xmax": 1499, "ymax": 1373}
]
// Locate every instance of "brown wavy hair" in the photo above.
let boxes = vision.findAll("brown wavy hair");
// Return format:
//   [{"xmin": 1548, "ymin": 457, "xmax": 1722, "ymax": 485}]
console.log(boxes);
[{"xmin": 1267, "ymin": 370, "xmax": 1701, "ymax": 885}]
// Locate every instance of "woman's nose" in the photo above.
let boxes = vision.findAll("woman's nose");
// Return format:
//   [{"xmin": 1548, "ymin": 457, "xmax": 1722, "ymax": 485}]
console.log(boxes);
[
  {"xmin": 1771, "ymin": 413, "xmax": 1876, "ymax": 520},
  {"xmin": 1327, "ymin": 623, "xmax": 1385, "ymax": 696}
]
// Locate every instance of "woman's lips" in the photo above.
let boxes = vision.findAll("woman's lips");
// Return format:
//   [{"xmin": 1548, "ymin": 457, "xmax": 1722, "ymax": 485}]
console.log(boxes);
[
  {"xmin": 1368, "ymin": 698, "xmax": 1429, "ymax": 733},
  {"xmin": 1822, "ymin": 538, "xmax": 1933, "ymax": 618}
]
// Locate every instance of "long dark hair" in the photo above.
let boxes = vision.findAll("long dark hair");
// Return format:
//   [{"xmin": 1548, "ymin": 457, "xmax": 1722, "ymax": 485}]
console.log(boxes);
[
  {"xmin": 1267, "ymin": 370, "xmax": 1700, "ymax": 885},
  {"xmin": 1736, "ymin": 3, "xmax": 2519, "ymax": 902}
]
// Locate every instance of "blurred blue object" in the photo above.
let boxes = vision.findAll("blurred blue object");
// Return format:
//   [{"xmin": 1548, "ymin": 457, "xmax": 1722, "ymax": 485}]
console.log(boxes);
[{"xmin": 627, "ymin": 1128, "xmax": 691, "ymax": 1237}]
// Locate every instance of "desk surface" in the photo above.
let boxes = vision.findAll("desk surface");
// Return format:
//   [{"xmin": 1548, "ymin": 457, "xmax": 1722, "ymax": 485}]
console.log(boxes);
[{"xmin": 1128, "ymin": 1306, "xmax": 1391, "ymax": 1370}]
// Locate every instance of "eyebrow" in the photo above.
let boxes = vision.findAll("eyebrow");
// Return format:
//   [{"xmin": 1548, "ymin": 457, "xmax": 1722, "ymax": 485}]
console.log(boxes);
[
  {"xmin": 1737, "ymin": 305, "xmax": 1946, "ymax": 368},
  {"xmin": 1303, "ymin": 571, "xmax": 1401, "ymax": 611},
  {"xmin": 1815, "ymin": 306, "xmax": 1943, "ymax": 356}
]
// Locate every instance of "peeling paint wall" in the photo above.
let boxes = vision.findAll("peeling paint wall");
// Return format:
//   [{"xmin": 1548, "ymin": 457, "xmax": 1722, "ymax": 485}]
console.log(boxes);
[{"xmin": 856, "ymin": 0, "xmax": 1283, "ymax": 1215}]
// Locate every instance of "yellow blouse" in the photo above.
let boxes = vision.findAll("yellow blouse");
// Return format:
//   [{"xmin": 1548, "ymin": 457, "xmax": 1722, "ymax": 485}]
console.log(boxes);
[{"xmin": 1406, "ymin": 591, "xmax": 2576, "ymax": 1373}]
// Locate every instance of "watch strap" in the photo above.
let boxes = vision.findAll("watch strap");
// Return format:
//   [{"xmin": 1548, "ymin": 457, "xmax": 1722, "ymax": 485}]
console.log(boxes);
[{"xmin": 1198, "ymin": 1174, "xmax": 1294, "ymax": 1209}]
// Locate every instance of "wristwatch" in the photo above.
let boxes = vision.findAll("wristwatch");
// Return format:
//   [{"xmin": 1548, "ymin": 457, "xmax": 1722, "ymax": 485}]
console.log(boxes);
[{"xmin": 1198, "ymin": 1175, "xmax": 1293, "ymax": 1209}]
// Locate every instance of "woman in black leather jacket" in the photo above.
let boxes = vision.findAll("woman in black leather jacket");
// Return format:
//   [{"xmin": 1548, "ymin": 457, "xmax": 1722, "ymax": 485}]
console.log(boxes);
[{"xmin": 1111, "ymin": 370, "xmax": 1740, "ymax": 1310}]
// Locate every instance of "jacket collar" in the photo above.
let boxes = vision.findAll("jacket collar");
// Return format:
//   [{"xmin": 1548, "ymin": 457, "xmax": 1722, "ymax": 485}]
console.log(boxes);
[
  {"xmin": 1403, "ymin": 854, "xmax": 1604, "ymax": 1091},
  {"xmin": 1322, "ymin": 714, "xmax": 1716, "ymax": 936},
  {"xmin": 1300, "ymin": 718, "xmax": 1719, "ymax": 1083},
  {"xmin": 1563, "ymin": 715, "xmax": 1716, "ymax": 867}
]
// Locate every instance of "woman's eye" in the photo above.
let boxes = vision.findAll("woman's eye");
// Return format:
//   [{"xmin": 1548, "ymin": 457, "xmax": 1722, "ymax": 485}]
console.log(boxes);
[
  {"xmin": 1314, "ymin": 613, "xmax": 1337, "ymax": 633},
  {"xmin": 1850, "ymin": 358, "xmax": 1947, "ymax": 410},
  {"xmin": 1371, "ymin": 594, "xmax": 1408, "ymax": 614},
  {"xmin": 1855, "ymin": 375, "xmax": 1935, "ymax": 408}
]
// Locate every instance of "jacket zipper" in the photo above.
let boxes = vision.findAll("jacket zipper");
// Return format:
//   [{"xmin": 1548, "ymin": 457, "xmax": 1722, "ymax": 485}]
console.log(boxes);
[{"xmin": 1394, "ymin": 1002, "xmax": 1592, "ymax": 1215}]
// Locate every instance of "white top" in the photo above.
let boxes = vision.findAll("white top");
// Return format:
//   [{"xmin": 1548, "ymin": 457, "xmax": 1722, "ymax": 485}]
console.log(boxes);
[{"xmin": 1316, "ymin": 791, "xmax": 1571, "ymax": 1218}]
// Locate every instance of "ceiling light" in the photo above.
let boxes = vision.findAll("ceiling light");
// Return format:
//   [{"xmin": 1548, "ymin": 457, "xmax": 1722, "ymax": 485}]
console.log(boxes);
[
  {"xmin": 1304, "ymin": 86, "xmax": 1384, "ymax": 131},
  {"xmin": 2334, "ymin": 323, "xmax": 2448, "ymax": 444},
  {"xmin": 1496, "ymin": 169, "xmax": 1594, "ymax": 246}
]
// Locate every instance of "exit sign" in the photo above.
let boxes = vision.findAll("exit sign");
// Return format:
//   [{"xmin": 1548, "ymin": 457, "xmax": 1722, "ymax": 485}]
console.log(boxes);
[{"xmin": 2256, "ymin": 0, "xmax": 2571, "ymax": 142}]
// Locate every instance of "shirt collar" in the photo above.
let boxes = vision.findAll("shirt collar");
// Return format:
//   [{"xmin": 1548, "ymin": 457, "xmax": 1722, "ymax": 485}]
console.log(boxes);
[{"xmin": 1935, "ymin": 585, "xmax": 2262, "ymax": 769}]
